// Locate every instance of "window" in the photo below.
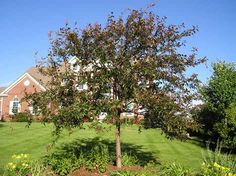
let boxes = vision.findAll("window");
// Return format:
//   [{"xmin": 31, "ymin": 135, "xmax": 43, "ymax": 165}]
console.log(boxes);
[
  {"xmin": 29, "ymin": 105, "xmax": 38, "ymax": 115},
  {"xmin": 29, "ymin": 106, "xmax": 34, "ymax": 115},
  {"xmin": 28, "ymin": 101, "xmax": 36, "ymax": 115},
  {"xmin": 76, "ymin": 83, "xmax": 88, "ymax": 91},
  {"xmin": 9, "ymin": 97, "xmax": 21, "ymax": 115},
  {"xmin": 76, "ymin": 83, "xmax": 84, "ymax": 90},
  {"xmin": 72, "ymin": 63, "xmax": 80, "ymax": 72}
]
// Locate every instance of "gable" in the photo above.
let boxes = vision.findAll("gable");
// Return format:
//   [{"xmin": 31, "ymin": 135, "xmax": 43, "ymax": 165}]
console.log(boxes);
[{"xmin": 0, "ymin": 73, "xmax": 46, "ymax": 96}]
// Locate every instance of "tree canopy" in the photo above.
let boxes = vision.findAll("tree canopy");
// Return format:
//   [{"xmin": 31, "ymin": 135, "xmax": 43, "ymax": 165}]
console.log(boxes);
[
  {"xmin": 199, "ymin": 62, "xmax": 236, "ymax": 149},
  {"xmin": 25, "ymin": 6, "xmax": 206, "ymax": 167}
]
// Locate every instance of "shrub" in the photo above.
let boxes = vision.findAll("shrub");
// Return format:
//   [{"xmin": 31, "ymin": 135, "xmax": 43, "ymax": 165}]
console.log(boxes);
[
  {"xmin": 121, "ymin": 152, "xmax": 139, "ymax": 166},
  {"xmin": 43, "ymin": 138, "xmax": 158, "ymax": 175},
  {"xmin": 44, "ymin": 142, "xmax": 111, "ymax": 175},
  {"xmin": 0, "ymin": 116, "xmax": 6, "ymax": 122},
  {"xmin": 84, "ymin": 143, "xmax": 110, "ymax": 172},
  {"xmin": 11, "ymin": 112, "xmax": 31, "ymax": 122},
  {"xmin": 43, "ymin": 153, "xmax": 81, "ymax": 176}
]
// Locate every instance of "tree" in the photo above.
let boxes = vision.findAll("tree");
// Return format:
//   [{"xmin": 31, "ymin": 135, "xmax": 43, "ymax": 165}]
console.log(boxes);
[
  {"xmin": 200, "ymin": 61, "xmax": 236, "ymax": 149},
  {"xmin": 26, "ymin": 6, "xmax": 206, "ymax": 167}
]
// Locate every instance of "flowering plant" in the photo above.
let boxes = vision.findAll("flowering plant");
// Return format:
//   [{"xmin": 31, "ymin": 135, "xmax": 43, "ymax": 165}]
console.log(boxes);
[
  {"xmin": 4, "ymin": 154, "xmax": 31, "ymax": 176},
  {"xmin": 201, "ymin": 162, "xmax": 235, "ymax": 176}
]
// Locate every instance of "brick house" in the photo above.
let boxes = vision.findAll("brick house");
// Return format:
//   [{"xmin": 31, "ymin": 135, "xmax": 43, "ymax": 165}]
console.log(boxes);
[
  {"xmin": 0, "ymin": 57, "xmax": 84, "ymax": 121},
  {"xmin": 0, "ymin": 57, "xmax": 142, "ymax": 121},
  {"xmin": 0, "ymin": 56, "xmax": 85, "ymax": 121},
  {"xmin": 0, "ymin": 67, "xmax": 49, "ymax": 120}
]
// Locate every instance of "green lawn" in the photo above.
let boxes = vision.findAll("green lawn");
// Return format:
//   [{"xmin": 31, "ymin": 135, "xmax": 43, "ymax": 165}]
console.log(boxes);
[{"xmin": 0, "ymin": 122, "xmax": 207, "ymax": 173}]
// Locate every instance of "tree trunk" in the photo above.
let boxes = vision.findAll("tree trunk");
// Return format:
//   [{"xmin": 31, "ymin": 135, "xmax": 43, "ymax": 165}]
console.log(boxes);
[{"xmin": 116, "ymin": 120, "xmax": 122, "ymax": 168}]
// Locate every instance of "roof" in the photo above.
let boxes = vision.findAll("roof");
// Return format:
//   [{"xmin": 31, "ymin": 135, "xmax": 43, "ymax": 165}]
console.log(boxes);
[
  {"xmin": 0, "ymin": 87, "xmax": 6, "ymax": 94},
  {"xmin": 26, "ymin": 67, "xmax": 50, "ymax": 87},
  {"xmin": 1, "ymin": 62, "xmax": 72, "ymax": 96}
]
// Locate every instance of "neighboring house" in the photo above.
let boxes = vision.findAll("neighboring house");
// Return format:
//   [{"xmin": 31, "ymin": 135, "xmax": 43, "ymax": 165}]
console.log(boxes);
[
  {"xmin": 0, "ymin": 67, "xmax": 49, "ymax": 120},
  {"xmin": 0, "ymin": 57, "xmax": 85, "ymax": 121}
]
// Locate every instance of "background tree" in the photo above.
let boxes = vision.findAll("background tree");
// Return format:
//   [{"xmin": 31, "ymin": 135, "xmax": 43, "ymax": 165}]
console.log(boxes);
[
  {"xmin": 199, "ymin": 61, "xmax": 236, "ymax": 149},
  {"xmin": 26, "ymin": 6, "xmax": 206, "ymax": 167}
]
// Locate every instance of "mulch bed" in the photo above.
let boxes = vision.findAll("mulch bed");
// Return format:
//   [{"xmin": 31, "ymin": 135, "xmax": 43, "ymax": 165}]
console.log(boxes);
[{"xmin": 70, "ymin": 165, "xmax": 143, "ymax": 176}]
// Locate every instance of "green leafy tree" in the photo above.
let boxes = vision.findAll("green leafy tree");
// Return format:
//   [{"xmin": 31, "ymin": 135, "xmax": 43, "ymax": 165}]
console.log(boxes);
[
  {"xmin": 200, "ymin": 61, "xmax": 236, "ymax": 149},
  {"xmin": 26, "ymin": 6, "xmax": 206, "ymax": 167}
]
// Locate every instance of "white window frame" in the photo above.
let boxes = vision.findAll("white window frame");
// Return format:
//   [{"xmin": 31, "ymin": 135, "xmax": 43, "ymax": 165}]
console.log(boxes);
[
  {"xmin": 9, "ymin": 97, "xmax": 21, "ymax": 115},
  {"xmin": 28, "ymin": 105, "xmax": 35, "ymax": 115},
  {"xmin": 76, "ymin": 83, "xmax": 84, "ymax": 90}
]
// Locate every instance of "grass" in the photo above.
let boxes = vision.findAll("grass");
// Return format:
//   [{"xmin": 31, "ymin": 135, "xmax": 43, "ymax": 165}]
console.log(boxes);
[{"xmin": 0, "ymin": 122, "xmax": 208, "ymax": 173}]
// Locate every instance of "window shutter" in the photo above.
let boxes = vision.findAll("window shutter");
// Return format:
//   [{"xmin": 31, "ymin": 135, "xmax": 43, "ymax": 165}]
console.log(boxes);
[
  {"xmin": 18, "ymin": 103, "xmax": 21, "ymax": 113},
  {"xmin": 9, "ymin": 101, "xmax": 14, "ymax": 115}
]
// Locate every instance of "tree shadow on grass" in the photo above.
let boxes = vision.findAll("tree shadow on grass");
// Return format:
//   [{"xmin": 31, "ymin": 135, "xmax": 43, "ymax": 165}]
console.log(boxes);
[
  {"xmin": 51, "ymin": 137, "xmax": 160, "ymax": 166},
  {"xmin": 188, "ymin": 137, "xmax": 236, "ymax": 154},
  {"xmin": 187, "ymin": 137, "xmax": 206, "ymax": 148},
  {"xmin": 0, "ymin": 168, "xmax": 4, "ymax": 175}
]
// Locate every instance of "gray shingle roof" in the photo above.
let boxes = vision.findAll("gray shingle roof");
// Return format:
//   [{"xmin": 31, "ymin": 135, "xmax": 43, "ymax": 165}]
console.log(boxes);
[
  {"xmin": 26, "ymin": 67, "xmax": 50, "ymax": 87},
  {"xmin": 0, "ymin": 87, "xmax": 6, "ymax": 94}
]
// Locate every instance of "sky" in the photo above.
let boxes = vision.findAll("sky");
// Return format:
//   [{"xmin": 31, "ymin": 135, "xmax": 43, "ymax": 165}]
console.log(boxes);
[{"xmin": 0, "ymin": 0, "xmax": 235, "ymax": 87}]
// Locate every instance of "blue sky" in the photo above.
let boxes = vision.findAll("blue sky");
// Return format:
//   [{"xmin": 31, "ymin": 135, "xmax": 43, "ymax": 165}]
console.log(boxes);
[{"xmin": 0, "ymin": 0, "xmax": 235, "ymax": 87}]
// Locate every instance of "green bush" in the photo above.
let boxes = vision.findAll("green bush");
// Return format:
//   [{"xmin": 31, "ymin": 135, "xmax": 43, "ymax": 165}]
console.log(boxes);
[
  {"xmin": 11, "ymin": 112, "xmax": 31, "ymax": 122},
  {"xmin": 44, "ymin": 153, "xmax": 81, "ymax": 176},
  {"xmin": 43, "ymin": 140, "xmax": 149, "ymax": 176},
  {"xmin": 44, "ymin": 142, "xmax": 111, "ymax": 175},
  {"xmin": 84, "ymin": 143, "xmax": 110, "ymax": 172},
  {"xmin": 121, "ymin": 152, "xmax": 139, "ymax": 166}
]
